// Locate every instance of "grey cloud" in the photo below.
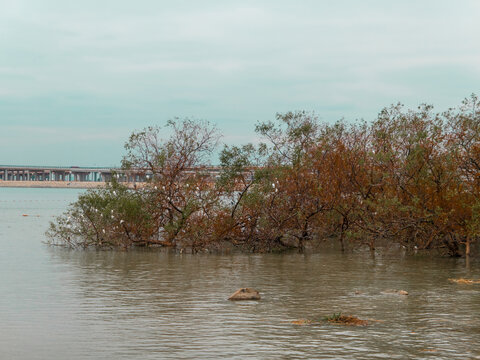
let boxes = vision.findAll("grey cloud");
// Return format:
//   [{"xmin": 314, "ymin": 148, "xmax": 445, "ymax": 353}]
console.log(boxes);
[{"xmin": 0, "ymin": 0, "xmax": 479, "ymax": 165}]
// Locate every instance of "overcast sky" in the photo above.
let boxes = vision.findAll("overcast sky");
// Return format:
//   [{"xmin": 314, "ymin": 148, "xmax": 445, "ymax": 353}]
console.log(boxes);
[{"xmin": 1, "ymin": 0, "xmax": 479, "ymax": 166}]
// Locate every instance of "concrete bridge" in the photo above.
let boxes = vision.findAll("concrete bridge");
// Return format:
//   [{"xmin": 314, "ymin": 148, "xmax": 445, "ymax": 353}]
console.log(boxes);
[
  {"xmin": 0, "ymin": 165, "xmax": 147, "ymax": 183},
  {"xmin": 0, "ymin": 165, "xmax": 224, "ymax": 184}
]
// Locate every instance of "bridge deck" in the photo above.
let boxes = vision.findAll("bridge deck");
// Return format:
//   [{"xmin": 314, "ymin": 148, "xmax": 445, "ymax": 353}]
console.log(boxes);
[{"xmin": 0, "ymin": 165, "xmax": 223, "ymax": 183}]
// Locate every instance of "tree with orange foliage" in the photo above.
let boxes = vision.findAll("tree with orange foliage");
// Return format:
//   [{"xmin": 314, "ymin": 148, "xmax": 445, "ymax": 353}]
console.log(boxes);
[{"xmin": 48, "ymin": 97, "xmax": 480, "ymax": 257}]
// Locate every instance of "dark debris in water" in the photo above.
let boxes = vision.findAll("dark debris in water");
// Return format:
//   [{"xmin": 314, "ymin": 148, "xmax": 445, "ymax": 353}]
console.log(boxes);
[
  {"xmin": 326, "ymin": 314, "xmax": 369, "ymax": 326},
  {"xmin": 291, "ymin": 313, "xmax": 371, "ymax": 326}
]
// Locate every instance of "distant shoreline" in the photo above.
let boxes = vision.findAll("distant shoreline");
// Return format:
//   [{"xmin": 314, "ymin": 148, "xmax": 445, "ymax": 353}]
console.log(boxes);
[{"xmin": 0, "ymin": 181, "xmax": 143, "ymax": 189}]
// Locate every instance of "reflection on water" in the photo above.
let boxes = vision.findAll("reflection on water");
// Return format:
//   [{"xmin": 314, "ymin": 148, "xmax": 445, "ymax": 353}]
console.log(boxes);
[{"xmin": 1, "ymin": 188, "xmax": 479, "ymax": 359}]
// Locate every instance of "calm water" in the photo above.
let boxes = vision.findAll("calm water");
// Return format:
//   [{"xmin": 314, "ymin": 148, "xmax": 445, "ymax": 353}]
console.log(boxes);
[{"xmin": 0, "ymin": 188, "xmax": 479, "ymax": 359}]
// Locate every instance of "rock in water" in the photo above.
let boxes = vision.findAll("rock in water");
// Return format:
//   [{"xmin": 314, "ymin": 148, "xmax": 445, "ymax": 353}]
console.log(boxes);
[{"xmin": 228, "ymin": 288, "xmax": 261, "ymax": 301}]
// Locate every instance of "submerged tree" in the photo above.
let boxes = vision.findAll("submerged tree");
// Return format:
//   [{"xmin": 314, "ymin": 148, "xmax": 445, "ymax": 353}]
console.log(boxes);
[
  {"xmin": 49, "ymin": 118, "xmax": 222, "ymax": 250},
  {"xmin": 215, "ymin": 143, "xmax": 267, "ymax": 249},
  {"xmin": 48, "ymin": 97, "xmax": 480, "ymax": 256},
  {"xmin": 47, "ymin": 179, "xmax": 155, "ymax": 248}
]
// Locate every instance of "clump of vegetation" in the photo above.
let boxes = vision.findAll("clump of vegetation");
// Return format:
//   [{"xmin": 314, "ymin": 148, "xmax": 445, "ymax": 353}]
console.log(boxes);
[
  {"xmin": 47, "ymin": 179, "xmax": 157, "ymax": 249},
  {"xmin": 291, "ymin": 313, "xmax": 370, "ymax": 326},
  {"xmin": 48, "ymin": 95, "xmax": 480, "ymax": 256},
  {"xmin": 324, "ymin": 313, "xmax": 369, "ymax": 326}
]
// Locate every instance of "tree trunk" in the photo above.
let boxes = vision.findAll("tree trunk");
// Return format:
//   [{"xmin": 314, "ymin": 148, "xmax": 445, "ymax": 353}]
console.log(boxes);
[{"xmin": 466, "ymin": 236, "xmax": 471, "ymax": 257}]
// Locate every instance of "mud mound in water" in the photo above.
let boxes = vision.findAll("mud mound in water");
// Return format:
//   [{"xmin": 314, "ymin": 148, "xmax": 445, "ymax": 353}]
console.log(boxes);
[
  {"xmin": 291, "ymin": 319, "xmax": 312, "ymax": 325},
  {"xmin": 325, "ymin": 313, "xmax": 369, "ymax": 326},
  {"xmin": 449, "ymin": 278, "xmax": 480, "ymax": 285}
]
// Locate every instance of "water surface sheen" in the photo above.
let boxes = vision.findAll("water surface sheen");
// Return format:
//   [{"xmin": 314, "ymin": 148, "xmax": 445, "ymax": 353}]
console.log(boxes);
[{"xmin": 1, "ymin": 188, "xmax": 479, "ymax": 359}]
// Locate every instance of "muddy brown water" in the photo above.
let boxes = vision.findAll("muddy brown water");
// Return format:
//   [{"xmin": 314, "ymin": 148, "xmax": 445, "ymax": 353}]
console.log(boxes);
[{"xmin": 1, "ymin": 188, "xmax": 479, "ymax": 359}]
